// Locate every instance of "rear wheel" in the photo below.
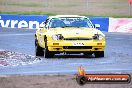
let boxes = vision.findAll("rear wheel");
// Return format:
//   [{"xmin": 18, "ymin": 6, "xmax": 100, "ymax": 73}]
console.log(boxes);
[
  {"xmin": 35, "ymin": 39, "xmax": 44, "ymax": 56},
  {"xmin": 94, "ymin": 51, "xmax": 104, "ymax": 58}
]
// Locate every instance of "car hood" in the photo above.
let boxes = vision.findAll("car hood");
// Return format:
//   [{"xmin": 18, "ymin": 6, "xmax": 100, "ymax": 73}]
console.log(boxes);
[{"xmin": 46, "ymin": 28, "xmax": 104, "ymax": 38}]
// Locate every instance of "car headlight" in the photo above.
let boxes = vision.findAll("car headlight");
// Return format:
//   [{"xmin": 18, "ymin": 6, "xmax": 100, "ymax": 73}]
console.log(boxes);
[
  {"xmin": 93, "ymin": 34, "xmax": 104, "ymax": 40},
  {"xmin": 52, "ymin": 34, "xmax": 63, "ymax": 40}
]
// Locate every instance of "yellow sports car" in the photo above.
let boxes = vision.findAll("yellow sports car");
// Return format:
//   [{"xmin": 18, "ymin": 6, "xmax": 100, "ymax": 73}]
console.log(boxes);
[{"xmin": 35, "ymin": 15, "xmax": 105, "ymax": 58}]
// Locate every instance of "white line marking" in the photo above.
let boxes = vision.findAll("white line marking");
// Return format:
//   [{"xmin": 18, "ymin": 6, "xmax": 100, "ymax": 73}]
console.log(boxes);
[
  {"xmin": 106, "ymin": 37, "xmax": 132, "ymax": 40},
  {"xmin": 0, "ymin": 33, "xmax": 34, "ymax": 36},
  {"xmin": 114, "ymin": 38, "xmax": 124, "ymax": 40},
  {"xmin": 113, "ymin": 38, "xmax": 132, "ymax": 41}
]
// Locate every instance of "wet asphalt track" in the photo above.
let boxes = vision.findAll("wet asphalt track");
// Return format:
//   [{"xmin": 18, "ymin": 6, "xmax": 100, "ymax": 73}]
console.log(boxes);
[{"xmin": 0, "ymin": 28, "xmax": 132, "ymax": 75}]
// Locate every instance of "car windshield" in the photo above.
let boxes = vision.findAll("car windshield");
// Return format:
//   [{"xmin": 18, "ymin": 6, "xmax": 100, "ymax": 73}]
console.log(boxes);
[{"xmin": 48, "ymin": 17, "xmax": 93, "ymax": 28}]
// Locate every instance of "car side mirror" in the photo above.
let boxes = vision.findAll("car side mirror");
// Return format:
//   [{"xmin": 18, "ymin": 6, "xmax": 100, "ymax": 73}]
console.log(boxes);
[
  {"xmin": 94, "ymin": 24, "xmax": 100, "ymax": 28},
  {"xmin": 39, "ymin": 22, "xmax": 46, "ymax": 28}
]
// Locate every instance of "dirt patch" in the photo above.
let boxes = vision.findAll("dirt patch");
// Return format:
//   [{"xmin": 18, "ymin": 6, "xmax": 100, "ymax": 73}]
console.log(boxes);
[
  {"xmin": 0, "ymin": 50, "xmax": 40, "ymax": 66},
  {"xmin": 0, "ymin": 75, "xmax": 131, "ymax": 88}
]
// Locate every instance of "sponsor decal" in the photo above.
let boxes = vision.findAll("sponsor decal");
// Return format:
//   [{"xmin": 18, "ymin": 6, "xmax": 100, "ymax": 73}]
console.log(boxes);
[
  {"xmin": 73, "ymin": 43, "xmax": 84, "ymax": 46},
  {"xmin": 76, "ymin": 66, "xmax": 131, "ymax": 85},
  {"xmin": 89, "ymin": 17, "xmax": 109, "ymax": 32},
  {"xmin": 0, "ymin": 14, "xmax": 48, "ymax": 29}
]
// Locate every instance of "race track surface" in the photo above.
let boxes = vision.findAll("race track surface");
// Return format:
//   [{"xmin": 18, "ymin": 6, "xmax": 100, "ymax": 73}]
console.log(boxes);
[{"xmin": 0, "ymin": 28, "xmax": 132, "ymax": 75}]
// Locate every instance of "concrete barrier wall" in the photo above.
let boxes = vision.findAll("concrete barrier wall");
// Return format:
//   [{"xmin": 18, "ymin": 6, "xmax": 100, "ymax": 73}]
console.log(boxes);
[
  {"xmin": 0, "ymin": 14, "xmax": 132, "ymax": 33},
  {"xmin": 109, "ymin": 18, "xmax": 132, "ymax": 33}
]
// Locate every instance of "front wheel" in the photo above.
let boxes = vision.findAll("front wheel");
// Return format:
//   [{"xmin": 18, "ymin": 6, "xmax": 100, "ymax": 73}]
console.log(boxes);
[
  {"xmin": 44, "ymin": 47, "xmax": 54, "ymax": 58},
  {"xmin": 35, "ymin": 39, "xmax": 44, "ymax": 56},
  {"xmin": 94, "ymin": 51, "xmax": 104, "ymax": 58}
]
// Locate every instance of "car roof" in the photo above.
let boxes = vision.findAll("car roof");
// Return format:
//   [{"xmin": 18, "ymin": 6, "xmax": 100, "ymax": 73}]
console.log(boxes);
[{"xmin": 48, "ymin": 15, "xmax": 88, "ymax": 19}]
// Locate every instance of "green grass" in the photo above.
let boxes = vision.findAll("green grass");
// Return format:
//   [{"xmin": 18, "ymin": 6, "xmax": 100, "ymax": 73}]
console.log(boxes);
[
  {"xmin": 0, "ymin": 11, "xmax": 132, "ymax": 18},
  {"xmin": 0, "ymin": 3, "xmax": 48, "ymax": 7},
  {"xmin": 0, "ymin": 11, "xmax": 56, "ymax": 16},
  {"xmin": 0, "ymin": 1, "xmax": 79, "ymax": 8},
  {"xmin": 81, "ymin": 14, "xmax": 132, "ymax": 18}
]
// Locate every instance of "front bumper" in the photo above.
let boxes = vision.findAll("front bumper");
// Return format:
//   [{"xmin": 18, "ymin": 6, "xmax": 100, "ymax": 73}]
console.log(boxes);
[{"xmin": 47, "ymin": 40, "xmax": 105, "ymax": 52}]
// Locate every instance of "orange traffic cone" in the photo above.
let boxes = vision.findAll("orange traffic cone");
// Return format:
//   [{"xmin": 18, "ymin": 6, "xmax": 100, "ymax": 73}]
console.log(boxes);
[{"xmin": 78, "ymin": 66, "xmax": 86, "ymax": 76}]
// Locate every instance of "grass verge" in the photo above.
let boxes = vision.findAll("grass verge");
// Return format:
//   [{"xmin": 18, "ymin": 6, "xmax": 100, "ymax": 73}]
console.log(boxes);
[{"xmin": 0, "ymin": 11, "xmax": 132, "ymax": 18}]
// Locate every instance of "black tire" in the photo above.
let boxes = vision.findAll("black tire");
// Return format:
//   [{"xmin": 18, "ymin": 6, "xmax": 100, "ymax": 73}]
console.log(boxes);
[
  {"xmin": 44, "ymin": 47, "xmax": 54, "ymax": 58},
  {"xmin": 44, "ymin": 37, "xmax": 54, "ymax": 58},
  {"xmin": 35, "ymin": 39, "xmax": 44, "ymax": 56},
  {"xmin": 94, "ymin": 51, "xmax": 104, "ymax": 58},
  {"xmin": 76, "ymin": 76, "xmax": 87, "ymax": 85},
  {"xmin": 83, "ymin": 53, "xmax": 93, "ymax": 57}
]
